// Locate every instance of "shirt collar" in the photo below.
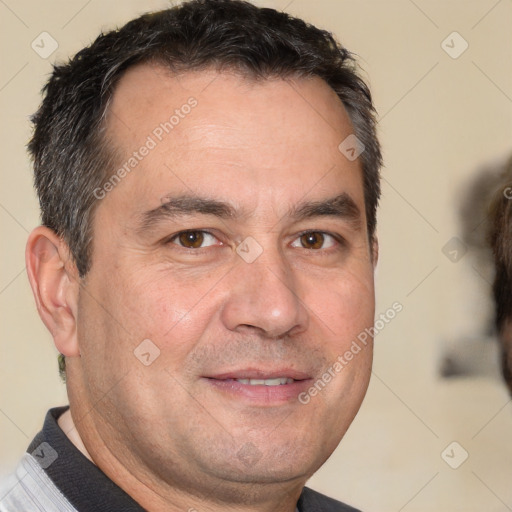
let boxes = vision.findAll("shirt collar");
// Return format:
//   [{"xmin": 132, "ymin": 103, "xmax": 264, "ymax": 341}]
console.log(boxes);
[{"xmin": 28, "ymin": 406, "xmax": 145, "ymax": 512}]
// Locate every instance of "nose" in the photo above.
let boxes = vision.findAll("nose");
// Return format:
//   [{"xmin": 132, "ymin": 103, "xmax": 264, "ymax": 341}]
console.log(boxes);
[{"xmin": 220, "ymin": 247, "xmax": 309, "ymax": 339}]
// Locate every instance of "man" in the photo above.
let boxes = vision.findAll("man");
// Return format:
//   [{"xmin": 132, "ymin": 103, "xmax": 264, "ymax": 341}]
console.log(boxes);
[
  {"xmin": 489, "ymin": 159, "xmax": 512, "ymax": 394},
  {"xmin": 0, "ymin": 0, "xmax": 382, "ymax": 510}
]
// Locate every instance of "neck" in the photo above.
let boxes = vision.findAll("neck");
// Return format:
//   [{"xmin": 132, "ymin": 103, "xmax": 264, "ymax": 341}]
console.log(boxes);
[{"xmin": 57, "ymin": 408, "xmax": 94, "ymax": 462}]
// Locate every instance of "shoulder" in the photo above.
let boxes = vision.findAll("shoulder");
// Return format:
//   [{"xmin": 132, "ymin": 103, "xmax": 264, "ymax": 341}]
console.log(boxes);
[
  {"xmin": 298, "ymin": 486, "xmax": 363, "ymax": 512},
  {"xmin": 0, "ymin": 454, "xmax": 76, "ymax": 512}
]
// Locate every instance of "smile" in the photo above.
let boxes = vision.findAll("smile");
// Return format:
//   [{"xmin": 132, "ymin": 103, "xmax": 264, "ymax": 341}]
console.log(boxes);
[
  {"xmin": 203, "ymin": 370, "xmax": 312, "ymax": 404},
  {"xmin": 234, "ymin": 378, "xmax": 295, "ymax": 386}
]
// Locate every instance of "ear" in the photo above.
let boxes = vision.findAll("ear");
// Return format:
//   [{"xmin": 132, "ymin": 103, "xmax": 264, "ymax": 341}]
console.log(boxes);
[{"xmin": 25, "ymin": 226, "xmax": 80, "ymax": 357}]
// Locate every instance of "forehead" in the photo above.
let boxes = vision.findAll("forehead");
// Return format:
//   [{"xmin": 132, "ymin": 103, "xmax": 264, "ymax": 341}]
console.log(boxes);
[{"xmin": 101, "ymin": 63, "xmax": 364, "ymax": 220}]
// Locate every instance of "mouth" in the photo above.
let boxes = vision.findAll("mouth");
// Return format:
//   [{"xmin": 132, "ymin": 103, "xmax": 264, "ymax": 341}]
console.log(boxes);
[
  {"xmin": 231, "ymin": 377, "xmax": 295, "ymax": 386},
  {"xmin": 202, "ymin": 369, "xmax": 313, "ymax": 404}
]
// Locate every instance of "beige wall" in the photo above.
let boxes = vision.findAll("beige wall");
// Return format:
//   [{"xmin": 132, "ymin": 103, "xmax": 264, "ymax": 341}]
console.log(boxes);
[{"xmin": 1, "ymin": 1, "xmax": 512, "ymax": 510}]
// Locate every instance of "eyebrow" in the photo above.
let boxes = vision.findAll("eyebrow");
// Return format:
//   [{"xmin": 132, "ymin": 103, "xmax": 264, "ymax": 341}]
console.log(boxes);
[
  {"xmin": 290, "ymin": 193, "xmax": 362, "ymax": 229},
  {"xmin": 137, "ymin": 192, "xmax": 362, "ymax": 233},
  {"xmin": 138, "ymin": 195, "xmax": 237, "ymax": 233}
]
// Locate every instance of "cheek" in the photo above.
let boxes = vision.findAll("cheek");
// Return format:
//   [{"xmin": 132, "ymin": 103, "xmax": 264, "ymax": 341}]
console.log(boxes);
[
  {"xmin": 77, "ymin": 269, "xmax": 225, "ymax": 407},
  {"xmin": 303, "ymin": 265, "xmax": 375, "ymax": 345},
  {"xmin": 103, "ymin": 268, "xmax": 225, "ymax": 356}
]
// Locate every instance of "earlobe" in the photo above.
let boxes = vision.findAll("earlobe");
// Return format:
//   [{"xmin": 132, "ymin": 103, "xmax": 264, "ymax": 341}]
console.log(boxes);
[{"xmin": 25, "ymin": 226, "xmax": 80, "ymax": 357}]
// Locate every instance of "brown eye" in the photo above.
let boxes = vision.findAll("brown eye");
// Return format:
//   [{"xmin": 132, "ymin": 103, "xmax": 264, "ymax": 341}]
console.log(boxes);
[
  {"xmin": 176, "ymin": 231, "xmax": 205, "ymax": 248},
  {"xmin": 300, "ymin": 232, "xmax": 325, "ymax": 249},
  {"xmin": 291, "ymin": 231, "xmax": 337, "ymax": 250}
]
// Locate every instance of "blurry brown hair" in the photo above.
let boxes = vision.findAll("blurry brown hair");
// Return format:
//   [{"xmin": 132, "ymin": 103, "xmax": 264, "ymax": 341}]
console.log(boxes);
[{"xmin": 489, "ymin": 157, "xmax": 512, "ymax": 394}]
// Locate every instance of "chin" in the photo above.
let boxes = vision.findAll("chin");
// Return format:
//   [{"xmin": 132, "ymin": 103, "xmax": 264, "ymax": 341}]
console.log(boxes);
[{"xmin": 205, "ymin": 436, "xmax": 327, "ymax": 486}]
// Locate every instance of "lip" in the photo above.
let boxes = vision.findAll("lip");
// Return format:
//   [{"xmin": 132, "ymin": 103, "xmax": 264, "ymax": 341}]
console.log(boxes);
[
  {"xmin": 202, "ymin": 368, "xmax": 313, "ymax": 405},
  {"xmin": 206, "ymin": 368, "xmax": 312, "ymax": 381}
]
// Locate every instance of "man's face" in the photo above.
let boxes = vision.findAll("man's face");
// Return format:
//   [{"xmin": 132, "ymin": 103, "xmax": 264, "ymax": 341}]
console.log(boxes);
[{"xmin": 70, "ymin": 65, "xmax": 376, "ymax": 495}]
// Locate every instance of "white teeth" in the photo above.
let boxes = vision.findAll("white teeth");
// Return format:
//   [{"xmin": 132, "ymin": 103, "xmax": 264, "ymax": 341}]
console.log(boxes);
[{"xmin": 235, "ymin": 378, "xmax": 294, "ymax": 386}]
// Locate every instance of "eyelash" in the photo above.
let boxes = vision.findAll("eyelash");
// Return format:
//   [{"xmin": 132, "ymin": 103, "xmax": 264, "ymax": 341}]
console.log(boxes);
[
  {"xmin": 293, "ymin": 230, "xmax": 344, "ymax": 250},
  {"xmin": 167, "ymin": 229, "xmax": 345, "ymax": 251},
  {"xmin": 168, "ymin": 230, "xmax": 222, "ymax": 249}
]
